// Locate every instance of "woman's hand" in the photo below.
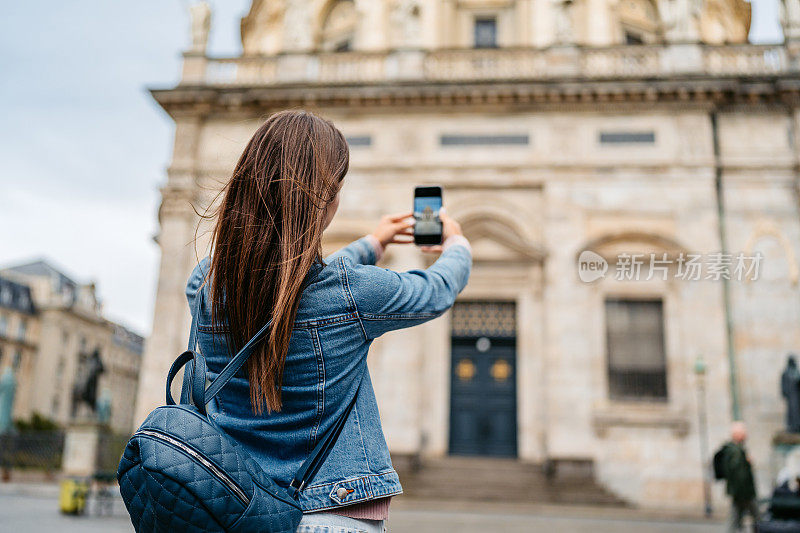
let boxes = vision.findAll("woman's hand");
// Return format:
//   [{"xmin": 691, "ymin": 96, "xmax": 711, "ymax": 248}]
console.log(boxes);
[
  {"xmin": 421, "ymin": 208, "xmax": 463, "ymax": 253},
  {"xmin": 370, "ymin": 211, "xmax": 414, "ymax": 248}
]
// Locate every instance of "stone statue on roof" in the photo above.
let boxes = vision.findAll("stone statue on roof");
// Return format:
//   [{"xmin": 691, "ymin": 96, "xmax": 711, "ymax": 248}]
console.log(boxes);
[{"xmin": 190, "ymin": 1, "xmax": 212, "ymax": 53}]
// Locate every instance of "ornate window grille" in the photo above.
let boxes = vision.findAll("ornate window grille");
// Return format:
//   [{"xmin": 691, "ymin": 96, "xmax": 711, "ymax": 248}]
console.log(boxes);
[
  {"xmin": 605, "ymin": 298, "xmax": 668, "ymax": 401},
  {"xmin": 451, "ymin": 301, "xmax": 515, "ymax": 338}
]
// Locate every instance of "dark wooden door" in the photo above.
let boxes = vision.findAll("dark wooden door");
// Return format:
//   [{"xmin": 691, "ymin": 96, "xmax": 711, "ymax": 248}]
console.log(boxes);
[{"xmin": 449, "ymin": 302, "xmax": 517, "ymax": 457}]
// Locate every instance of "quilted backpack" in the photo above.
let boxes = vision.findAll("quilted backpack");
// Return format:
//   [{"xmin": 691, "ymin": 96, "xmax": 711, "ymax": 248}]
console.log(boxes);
[{"xmin": 117, "ymin": 293, "xmax": 360, "ymax": 532}]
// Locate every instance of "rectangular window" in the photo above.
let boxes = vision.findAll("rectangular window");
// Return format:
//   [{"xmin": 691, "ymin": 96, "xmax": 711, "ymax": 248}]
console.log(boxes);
[
  {"xmin": 605, "ymin": 298, "xmax": 668, "ymax": 401},
  {"xmin": 346, "ymin": 136, "xmax": 372, "ymax": 147},
  {"xmin": 474, "ymin": 17, "xmax": 498, "ymax": 48},
  {"xmin": 17, "ymin": 319, "xmax": 27, "ymax": 341},
  {"xmin": 624, "ymin": 31, "xmax": 644, "ymax": 45},
  {"xmin": 12, "ymin": 349, "xmax": 22, "ymax": 370},
  {"xmin": 0, "ymin": 314, "xmax": 6, "ymax": 336},
  {"xmin": 440, "ymin": 134, "xmax": 529, "ymax": 146},
  {"xmin": 599, "ymin": 131, "xmax": 656, "ymax": 144}
]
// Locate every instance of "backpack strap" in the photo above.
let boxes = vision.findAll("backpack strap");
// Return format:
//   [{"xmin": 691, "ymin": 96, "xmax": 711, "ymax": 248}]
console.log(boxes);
[
  {"xmin": 179, "ymin": 287, "xmax": 273, "ymax": 415},
  {"xmin": 201, "ymin": 319, "xmax": 273, "ymax": 407},
  {"xmin": 179, "ymin": 286, "xmax": 207, "ymax": 406},
  {"xmin": 167, "ymin": 350, "xmax": 207, "ymax": 409},
  {"xmin": 288, "ymin": 374, "xmax": 363, "ymax": 499}
]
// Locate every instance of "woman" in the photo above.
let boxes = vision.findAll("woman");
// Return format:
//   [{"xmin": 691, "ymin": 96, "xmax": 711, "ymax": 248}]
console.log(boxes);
[{"xmin": 186, "ymin": 110, "xmax": 472, "ymax": 533}]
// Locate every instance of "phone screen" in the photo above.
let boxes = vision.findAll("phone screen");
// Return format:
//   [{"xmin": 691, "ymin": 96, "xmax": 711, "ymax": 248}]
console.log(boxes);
[{"xmin": 414, "ymin": 187, "xmax": 443, "ymax": 245}]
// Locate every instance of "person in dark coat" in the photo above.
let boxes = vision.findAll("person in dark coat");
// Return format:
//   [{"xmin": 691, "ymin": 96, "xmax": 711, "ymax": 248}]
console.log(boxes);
[
  {"xmin": 724, "ymin": 422, "xmax": 759, "ymax": 532},
  {"xmin": 782, "ymin": 355, "xmax": 800, "ymax": 433}
]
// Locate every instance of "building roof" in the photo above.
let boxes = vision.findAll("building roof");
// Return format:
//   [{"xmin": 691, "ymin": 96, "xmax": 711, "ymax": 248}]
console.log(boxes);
[
  {"xmin": 0, "ymin": 275, "xmax": 36, "ymax": 315},
  {"xmin": 3, "ymin": 259, "xmax": 145, "ymax": 349},
  {"xmin": 112, "ymin": 323, "xmax": 145, "ymax": 356},
  {"xmin": 5, "ymin": 259, "xmax": 79, "ymax": 295}
]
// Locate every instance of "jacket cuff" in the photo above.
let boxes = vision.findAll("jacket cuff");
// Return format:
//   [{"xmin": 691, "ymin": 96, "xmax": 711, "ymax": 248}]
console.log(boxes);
[
  {"xmin": 443, "ymin": 235, "xmax": 472, "ymax": 255},
  {"xmin": 363, "ymin": 234, "xmax": 384, "ymax": 262}
]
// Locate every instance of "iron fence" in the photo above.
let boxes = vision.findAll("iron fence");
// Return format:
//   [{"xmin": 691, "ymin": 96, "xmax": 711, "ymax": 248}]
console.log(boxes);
[{"xmin": 0, "ymin": 430, "xmax": 65, "ymax": 472}]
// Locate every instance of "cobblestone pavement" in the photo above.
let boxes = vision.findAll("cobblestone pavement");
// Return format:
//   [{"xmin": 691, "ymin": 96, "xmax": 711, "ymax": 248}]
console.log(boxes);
[{"xmin": 0, "ymin": 487, "xmax": 726, "ymax": 532}]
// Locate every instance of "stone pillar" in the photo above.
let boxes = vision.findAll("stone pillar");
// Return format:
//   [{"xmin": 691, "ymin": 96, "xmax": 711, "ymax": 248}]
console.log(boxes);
[
  {"xmin": 132, "ymin": 190, "xmax": 197, "ymax": 427},
  {"xmin": 62, "ymin": 422, "xmax": 102, "ymax": 477},
  {"xmin": 355, "ymin": 0, "xmax": 388, "ymax": 50},
  {"xmin": 533, "ymin": 0, "xmax": 558, "ymax": 46},
  {"xmin": 132, "ymin": 116, "xmax": 202, "ymax": 429},
  {"xmin": 584, "ymin": 0, "xmax": 613, "ymax": 46}
]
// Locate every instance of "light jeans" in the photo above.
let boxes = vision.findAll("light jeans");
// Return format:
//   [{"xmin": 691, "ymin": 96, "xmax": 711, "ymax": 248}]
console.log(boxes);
[{"xmin": 296, "ymin": 512, "xmax": 387, "ymax": 533}]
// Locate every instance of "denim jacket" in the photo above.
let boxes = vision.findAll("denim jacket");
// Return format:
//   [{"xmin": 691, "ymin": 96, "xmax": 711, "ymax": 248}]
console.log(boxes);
[{"xmin": 185, "ymin": 236, "xmax": 472, "ymax": 512}]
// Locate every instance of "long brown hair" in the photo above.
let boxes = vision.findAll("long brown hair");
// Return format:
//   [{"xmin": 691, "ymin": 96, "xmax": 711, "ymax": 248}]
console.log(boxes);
[{"xmin": 208, "ymin": 110, "xmax": 349, "ymax": 413}]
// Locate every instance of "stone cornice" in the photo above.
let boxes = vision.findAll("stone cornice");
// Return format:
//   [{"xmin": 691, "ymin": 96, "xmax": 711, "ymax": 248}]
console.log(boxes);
[
  {"xmin": 151, "ymin": 75, "xmax": 800, "ymax": 117},
  {"xmin": 158, "ymin": 186, "xmax": 198, "ymax": 221}
]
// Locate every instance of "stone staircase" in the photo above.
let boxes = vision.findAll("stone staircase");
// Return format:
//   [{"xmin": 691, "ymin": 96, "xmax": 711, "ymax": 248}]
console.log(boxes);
[{"xmin": 393, "ymin": 456, "xmax": 627, "ymax": 506}]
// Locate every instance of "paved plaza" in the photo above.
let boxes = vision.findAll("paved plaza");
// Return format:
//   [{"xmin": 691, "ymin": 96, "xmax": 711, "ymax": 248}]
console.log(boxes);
[{"xmin": 0, "ymin": 484, "xmax": 728, "ymax": 532}]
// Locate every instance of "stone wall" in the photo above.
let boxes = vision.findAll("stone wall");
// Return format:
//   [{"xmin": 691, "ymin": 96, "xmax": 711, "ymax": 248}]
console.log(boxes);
[{"xmin": 134, "ymin": 103, "xmax": 800, "ymax": 508}]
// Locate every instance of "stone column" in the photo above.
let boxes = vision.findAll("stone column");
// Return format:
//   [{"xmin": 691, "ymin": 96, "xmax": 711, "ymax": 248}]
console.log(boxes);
[
  {"xmin": 132, "ymin": 190, "xmax": 197, "ymax": 427},
  {"xmin": 132, "ymin": 116, "xmax": 202, "ymax": 428},
  {"xmin": 355, "ymin": 0, "xmax": 387, "ymax": 50},
  {"xmin": 533, "ymin": 0, "xmax": 558, "ymax": 46}
]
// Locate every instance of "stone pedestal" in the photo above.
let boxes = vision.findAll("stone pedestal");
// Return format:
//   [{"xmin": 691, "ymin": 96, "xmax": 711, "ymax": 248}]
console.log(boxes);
[
  {"xmin": 62, "ymin": 422, "xmax": 102, "ymax": 477},
  {"xmin": 770, "ymin": 432, "xmax": 800, "ymax": 487},
  {"xmin": 181, "ymin": 51, "xmax": 208, "ymax": 84}
]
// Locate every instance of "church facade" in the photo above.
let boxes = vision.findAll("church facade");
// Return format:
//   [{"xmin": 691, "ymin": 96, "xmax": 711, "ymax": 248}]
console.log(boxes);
[{"xmin": 135, "ymin": 0, "xmax": 800, "ymax": 509}]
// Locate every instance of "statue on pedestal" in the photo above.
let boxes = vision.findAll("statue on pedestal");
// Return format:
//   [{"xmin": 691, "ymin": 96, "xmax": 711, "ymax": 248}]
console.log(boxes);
[
  {"xmin": 71, "ymin": 349, "xmax": 105, "ymax": 420},
  {"xmin": 782, "ymin": 354, "xmax": 800, "ymax": 433}
]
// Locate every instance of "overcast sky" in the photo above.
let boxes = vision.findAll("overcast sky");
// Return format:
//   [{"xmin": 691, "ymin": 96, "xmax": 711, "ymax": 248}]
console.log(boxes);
[{"xmin": 0, "ymin": 0, "xmax": 783, "ymax": 336}]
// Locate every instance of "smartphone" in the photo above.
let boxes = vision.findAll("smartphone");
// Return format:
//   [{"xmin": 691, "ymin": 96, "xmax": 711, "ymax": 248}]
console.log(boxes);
[{"xmin": 413, "ymin": 186, "xmax": 443, "ymax": 246}]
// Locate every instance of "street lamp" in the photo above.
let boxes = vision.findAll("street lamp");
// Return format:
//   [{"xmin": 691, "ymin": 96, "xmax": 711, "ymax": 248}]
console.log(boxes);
[{"xmin": 695, "ymin": 355, "xmax": 713, "ymax": 517}]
